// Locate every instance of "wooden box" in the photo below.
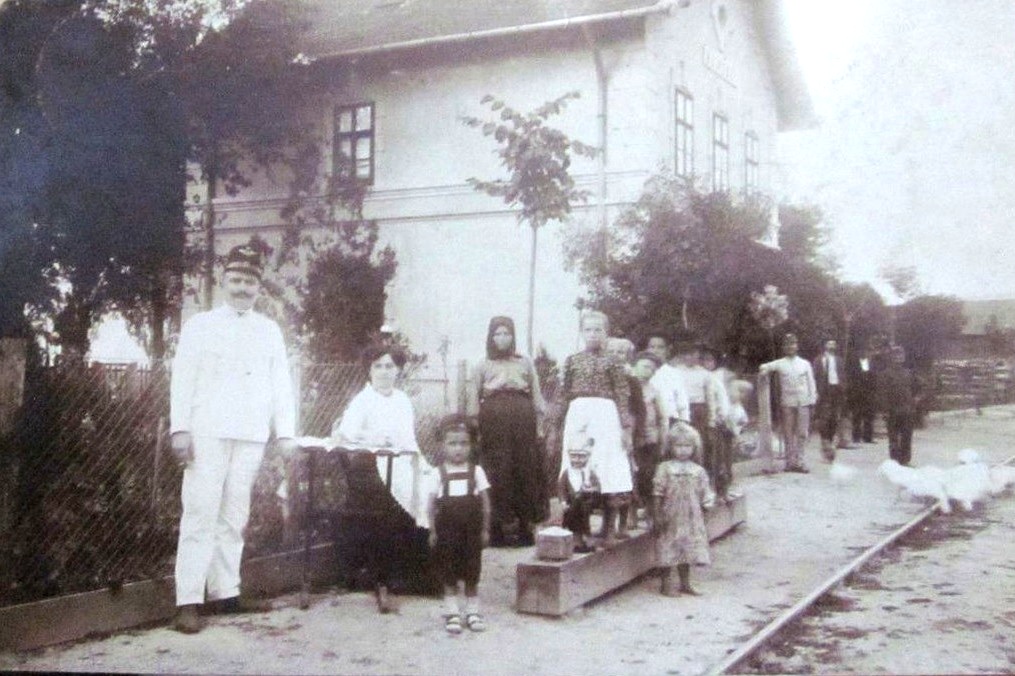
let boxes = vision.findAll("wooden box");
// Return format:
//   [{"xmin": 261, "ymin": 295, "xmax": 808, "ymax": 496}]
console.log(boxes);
[{"xmin": 535, "ymin": 528, "xmax": 574, "ymax": 561}]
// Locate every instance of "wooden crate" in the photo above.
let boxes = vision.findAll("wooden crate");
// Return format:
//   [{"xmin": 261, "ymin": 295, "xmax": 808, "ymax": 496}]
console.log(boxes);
[{"xmin": 516, "ymin": 494, "xmax": 747, "ymax": 616}]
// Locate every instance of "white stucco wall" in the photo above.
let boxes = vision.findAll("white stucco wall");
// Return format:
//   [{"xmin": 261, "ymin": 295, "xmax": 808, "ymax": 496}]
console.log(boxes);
[{"xmin": 197, "ymin": 2, "xmax": 787, "ymax": 372}]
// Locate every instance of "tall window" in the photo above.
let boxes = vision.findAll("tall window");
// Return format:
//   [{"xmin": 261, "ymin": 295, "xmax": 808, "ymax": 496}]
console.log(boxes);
[
  {"xmin": 334, "ymin": 102, "xmax": 374, "ymax": 183},
  {"xmin": 745, "ymin": 131, "xmax": 760, "ymax": 194},
  {"xmin": 675, "ymin": 89, "xmax": 694, "ymax": 179},
  {"xmin": 712, "ymin": 113, "xmax": 729, "ymax": 192}
]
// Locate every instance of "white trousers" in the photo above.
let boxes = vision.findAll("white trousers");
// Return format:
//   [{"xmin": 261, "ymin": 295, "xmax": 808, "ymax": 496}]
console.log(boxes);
[{"xmin": 175, "ymin": 436, "xmax": 265, "ymax": 606}]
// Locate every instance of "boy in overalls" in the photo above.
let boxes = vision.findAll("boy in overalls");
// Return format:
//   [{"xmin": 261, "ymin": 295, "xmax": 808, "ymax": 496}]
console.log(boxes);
[{"xmin": 426, "ymin": 415, "xmax": 491, "ymax": 634}]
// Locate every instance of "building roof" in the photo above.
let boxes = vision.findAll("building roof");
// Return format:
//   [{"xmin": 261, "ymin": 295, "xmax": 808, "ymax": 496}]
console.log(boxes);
[
  {"xmin": 298, "ymin": 0, "xmax": 817, "ymax": 131},
  {"xmin": 961, "ymin": 299, "xmax": 1015, "ymax": 335},
  {"xmin": 300, "ymin": 0, "xmax": 662, "ymax": 57}
]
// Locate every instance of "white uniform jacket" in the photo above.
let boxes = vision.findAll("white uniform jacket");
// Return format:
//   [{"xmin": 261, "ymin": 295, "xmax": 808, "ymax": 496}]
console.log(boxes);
[{"xmin": 171, "ymin": 305, "xmax": 296, "ymax": 443}]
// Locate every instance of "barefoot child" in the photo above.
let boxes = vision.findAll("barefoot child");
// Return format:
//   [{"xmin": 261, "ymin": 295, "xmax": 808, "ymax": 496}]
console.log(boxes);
[
  {"xmin": 426, "ymin": 415, "xmax": 491, "ymax": 634},
  {"xmin": 653, "ymin": 421, "xmax": 715, "ymax": 596}
]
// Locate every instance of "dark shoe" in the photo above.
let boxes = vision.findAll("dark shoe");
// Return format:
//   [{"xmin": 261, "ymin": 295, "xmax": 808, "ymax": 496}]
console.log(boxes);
[
  {"xmin": 208, "ymin": 596, "xmax": 273, "ymax": 614},
  {"xmin": 786, "ymin": 465, "xmax": 810, "ymax": 474},
  {"xmin": 173, "ymin": 604, "xmax": 204, "ymax": 634},
  {"xmin": 660, "ymin": 570, "xmax": 679, "ymax": 597}
]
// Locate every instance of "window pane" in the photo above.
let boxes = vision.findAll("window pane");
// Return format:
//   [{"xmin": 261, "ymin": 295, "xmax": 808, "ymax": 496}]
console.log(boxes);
[
  {"xmin": 356, "ymin": 159, "xmax": 371, "ymax": 179},
  {"xmin": 356, "ymin": 105, "xmax": 372, "ymax": 131},
  {"xmin": 356, "ymin": 137, "xmax": 372, "ymax": 160},
  {"xmin": 337, "ymin": 109, "xmax": 353, "ymax": 133},
  {"xmin": 339, "ymin": 138, "xmax": 352, "ymax": 160}
]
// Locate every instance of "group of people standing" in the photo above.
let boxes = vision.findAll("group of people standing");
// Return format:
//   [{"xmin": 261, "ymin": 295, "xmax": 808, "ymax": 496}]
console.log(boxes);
[
  {"xmin": 167, "ymin": 243, "xmax": 919, "ymax": 636},
  {"xmin": 761, "ymin": 332, "xmax": 919, "ymax": 472}
]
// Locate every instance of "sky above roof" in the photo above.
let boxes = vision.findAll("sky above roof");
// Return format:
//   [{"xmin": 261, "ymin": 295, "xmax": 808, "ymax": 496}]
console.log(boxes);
[{"xmin": 780, "ymin": 0, "xmax": 1015, "ymax": 302}]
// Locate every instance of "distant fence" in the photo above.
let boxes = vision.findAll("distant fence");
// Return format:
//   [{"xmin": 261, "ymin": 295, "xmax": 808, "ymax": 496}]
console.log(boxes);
[
  {"xmin": 0, "ymin": 358, "xmax": 460, "ymax": 608},
  {"xmin": 930, "ymin": 359, "xmax": 1015, "ymax": 411}
]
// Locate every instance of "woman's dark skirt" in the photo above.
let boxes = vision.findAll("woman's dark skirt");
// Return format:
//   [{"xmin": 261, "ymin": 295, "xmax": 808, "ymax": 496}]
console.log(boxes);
[
  {"xmin": 334, "ymin": 453, "xmax": 439, "ymax": 595},
  {"xmin": 478, "ymin": 391, "xmax": 546, "ymax": 542}
]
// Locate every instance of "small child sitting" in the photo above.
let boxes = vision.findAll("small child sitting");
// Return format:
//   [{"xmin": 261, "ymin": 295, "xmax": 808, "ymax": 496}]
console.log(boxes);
[
  {"xmin": 426, "ymin": 415, "xmax": 492, "ymax": 634},
  {"xmin": 558, "ymin": 440, "xmax": 601, "ymax": 553},
  {"xmin": 653, "ymin": 421, "xmax": 715, "ymax": 596}
]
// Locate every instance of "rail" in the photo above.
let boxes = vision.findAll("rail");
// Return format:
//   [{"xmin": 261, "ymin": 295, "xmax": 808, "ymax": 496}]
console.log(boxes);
[{"xmin": 705, "ymin": 452, "xmax": 1015, "ymax": 676}]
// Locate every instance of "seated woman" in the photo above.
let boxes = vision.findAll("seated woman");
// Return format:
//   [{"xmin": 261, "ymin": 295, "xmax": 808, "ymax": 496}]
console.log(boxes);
[{"xmin": 331, "ymin": 341, "xmax": 437, "ymax": 612}]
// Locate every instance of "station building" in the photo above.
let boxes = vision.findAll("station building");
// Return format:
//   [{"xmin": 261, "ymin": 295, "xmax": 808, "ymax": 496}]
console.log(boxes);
[{"xmin": 192, "ymin": 0, "xmax": 815, "ymax": 371}]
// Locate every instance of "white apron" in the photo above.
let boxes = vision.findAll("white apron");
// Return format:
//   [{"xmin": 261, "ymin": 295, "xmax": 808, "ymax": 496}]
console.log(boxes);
[{"xmin": 561, "ymin": 397, "xmax": 633, "ymax": 494}]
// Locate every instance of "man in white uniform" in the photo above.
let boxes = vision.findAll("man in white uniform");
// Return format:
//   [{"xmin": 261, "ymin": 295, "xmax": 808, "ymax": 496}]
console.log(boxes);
[
  {"xmin": 759, "ymin": 333, "xmax": 817, "ymax": 473},
  {"xmin": 170, "ymin": 244, "xmax": 297, "ymax": 633}
]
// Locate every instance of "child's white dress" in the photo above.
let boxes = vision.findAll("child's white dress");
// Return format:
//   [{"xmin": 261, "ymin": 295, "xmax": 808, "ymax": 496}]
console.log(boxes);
[{"xmin": 653, "ymin": 460, "xmax": 715, "ymax": 566}]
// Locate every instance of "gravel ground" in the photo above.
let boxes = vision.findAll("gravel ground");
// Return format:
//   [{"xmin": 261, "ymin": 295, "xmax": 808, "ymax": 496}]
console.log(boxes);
[
  {"xmin": 3, "ymin": 408, "xmax": 1014, "ymax": 675},
  {"xmin": 745, "ymin": 410, "xmax": 1015, "ymax": 675}
]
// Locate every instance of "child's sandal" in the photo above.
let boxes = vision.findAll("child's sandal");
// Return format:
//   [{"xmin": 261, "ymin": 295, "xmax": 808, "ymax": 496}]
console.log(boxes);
[
  {"xmin": 465, "ymin": 613, "xmax": 486, "ymax": 632},
  {"xmin": 445, "ymin": 614, "xmax": 463, "ymax": 635}
]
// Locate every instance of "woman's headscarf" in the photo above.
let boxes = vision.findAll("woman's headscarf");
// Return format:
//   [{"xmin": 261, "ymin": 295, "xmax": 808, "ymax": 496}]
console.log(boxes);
[{"xmin": 485, "ymin": 316, "xmax": 517, "ymax": 359}]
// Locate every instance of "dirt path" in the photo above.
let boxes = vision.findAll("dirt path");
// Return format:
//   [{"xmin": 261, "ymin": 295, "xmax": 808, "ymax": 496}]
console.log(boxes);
[{"xmin": 3, "ymin": 409, "xmax": 1014, "ymax": 675}]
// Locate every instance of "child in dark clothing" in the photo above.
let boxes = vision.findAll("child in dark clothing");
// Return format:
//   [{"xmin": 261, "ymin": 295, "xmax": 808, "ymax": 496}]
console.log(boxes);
[
  {"xmin": 426, "ymin": 415, "xmax": 491, "ymax": 634},
  {"xmin": 558, "ymin": 440, "xmax": 601, "ymax": 553}
]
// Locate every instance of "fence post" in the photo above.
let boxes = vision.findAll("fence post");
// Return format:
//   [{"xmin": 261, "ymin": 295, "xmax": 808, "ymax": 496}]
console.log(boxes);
[
  {"xmin": 0, "ymin": 338, "xmax": 27, "ymax": 596},
  {"xmin": 756, "ymin": 371, "xmax": 775, "ymax": 473},
  {"xmin": 152, "ymin": 416, "xmax": 166, "ymax": 515},
  {"xmin": 455, "ymin": 359, "xmax": 468, "ymax": 414},
  {"xmin": 282, "ymin": 357, "xmax": 303, "ymax": 549}
]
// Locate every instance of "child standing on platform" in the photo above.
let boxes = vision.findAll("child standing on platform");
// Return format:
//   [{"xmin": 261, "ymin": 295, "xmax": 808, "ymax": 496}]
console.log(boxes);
[
  {"xmin": 632, "ymin": 351, "xmax": 667, "ymax": 528},
  {"xmin": 558, "ymin": 437, "xmax": 601, "ymax": 553},
  {"xmin": 426, "ymin": 415, "xmax": 491, "ymax": 634},
  {"xmin": 559, "ymin": 311, "xmax": 633, "ymax": 546},
  {"xmin": 653, "ymin": 421, "xmax": 715, "ymax": 596}
]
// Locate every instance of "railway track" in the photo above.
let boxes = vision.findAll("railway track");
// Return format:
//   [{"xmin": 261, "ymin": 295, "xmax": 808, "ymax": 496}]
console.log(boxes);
[{"xmin": 704, "ymin": 453, "xmax": 1015, "ymax": 676}]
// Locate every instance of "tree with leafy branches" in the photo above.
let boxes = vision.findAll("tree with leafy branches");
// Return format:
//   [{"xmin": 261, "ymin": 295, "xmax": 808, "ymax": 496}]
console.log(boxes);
[
  {"xmin": 565, "ymin": 173, "xmax": 867, "ymax": 366},
  {"xmin": 462, "ymin": 91, "xmax": 597, "ymax": 355}
]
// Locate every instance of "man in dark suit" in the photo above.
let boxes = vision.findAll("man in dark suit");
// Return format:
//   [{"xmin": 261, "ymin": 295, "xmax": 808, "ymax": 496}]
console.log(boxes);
[
  {"xmin": 847, "ymin": 343, "xmax": 878, "ymax": 443},
  {"xmin": 812, "ymin": 339, "xmax": 844, "ymax": 462}
]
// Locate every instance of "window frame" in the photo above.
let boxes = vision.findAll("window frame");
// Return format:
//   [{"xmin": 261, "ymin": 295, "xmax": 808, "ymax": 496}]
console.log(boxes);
[
  {"xmin": 674, "ymin": 88, "xmax": 695, "ymax": 179},
  {"xmin": 333, "ymin": 102, "xmax": 375, "ymax": 185},
  {"xmin": 744, "ymin": 130, "xmax": 760, "ymax": 194},
  {"xmin": 712, "ymin": 112, "xmax": 730, "ymax": 192}
]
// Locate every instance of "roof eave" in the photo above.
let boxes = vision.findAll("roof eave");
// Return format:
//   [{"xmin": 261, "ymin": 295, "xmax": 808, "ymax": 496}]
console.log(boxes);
[{"xmin": 308, "ymin": 0, "xmax": 675, "ymax": 62}]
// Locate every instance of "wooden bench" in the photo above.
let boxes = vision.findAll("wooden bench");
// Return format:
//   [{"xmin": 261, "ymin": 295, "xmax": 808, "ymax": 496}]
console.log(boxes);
[{"xmin": 516, "ymin": 494, "xmax": 746, "ymax": 616}]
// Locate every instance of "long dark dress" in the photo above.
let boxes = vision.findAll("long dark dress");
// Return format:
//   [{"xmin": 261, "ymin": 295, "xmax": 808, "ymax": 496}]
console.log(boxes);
[{"xmin": 474, "ymin": 356, "xmax": 546, "ymax": 543}]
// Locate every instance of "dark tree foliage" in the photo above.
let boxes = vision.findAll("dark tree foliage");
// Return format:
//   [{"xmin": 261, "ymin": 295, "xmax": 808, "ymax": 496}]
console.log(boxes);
[
  {"xmin": 566, "ymin": 174, "xmax": 886, "ymax": 367},
  {"xmin": 299, "ymin": 222, "xmax": 397, "ymax": 363},
  {"xmin": 0, "ymin": 0, "xmax": 317, "ymax": 356},
  {"xmin": 35, "ymin": 13, "xmax": 188, "ymax": 357},
  {"xmin": 0, "ymin": 0, "xmax": 80, "ymax": 339},
  {"xmin": 894, "ymin": 295, "xmax": 966, "ymax": 370}
]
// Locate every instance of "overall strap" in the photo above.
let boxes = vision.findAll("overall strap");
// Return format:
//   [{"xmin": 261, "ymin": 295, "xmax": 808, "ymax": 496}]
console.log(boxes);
[
  {"xmin": 467, "ymin": 461, "xmax": 476, "ymax": 496},
  {"xmin": 439, "ymin": 464, "xmax": 449, "ymax": 497}
]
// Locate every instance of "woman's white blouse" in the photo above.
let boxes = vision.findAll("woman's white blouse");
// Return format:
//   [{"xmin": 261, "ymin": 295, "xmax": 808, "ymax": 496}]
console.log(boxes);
[{"xmin": 337, "ymin": 385, "xmax": 432, "ymax": 528}]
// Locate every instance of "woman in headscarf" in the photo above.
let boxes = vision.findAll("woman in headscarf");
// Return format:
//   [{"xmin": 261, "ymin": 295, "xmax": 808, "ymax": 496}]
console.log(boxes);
[{"xmin": 469, "ymin": 316, "xmax": 547, "ymax": 546}]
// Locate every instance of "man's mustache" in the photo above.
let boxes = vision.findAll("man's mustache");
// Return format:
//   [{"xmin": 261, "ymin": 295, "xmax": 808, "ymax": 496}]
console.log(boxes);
[{"xmin": 231, "ymin": 291, "xmax": 255, "ymax": 298}]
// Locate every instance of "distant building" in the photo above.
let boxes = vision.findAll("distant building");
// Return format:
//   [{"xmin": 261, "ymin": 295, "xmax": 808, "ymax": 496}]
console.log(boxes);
[
  {"xmin": 945, "ymin": 298, "xmax": 1015, "ymax": 359},
  {"xmin": 193, "ymin": 0, "xmax": 815, "ymax": 370}
]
